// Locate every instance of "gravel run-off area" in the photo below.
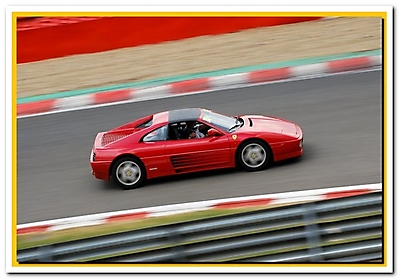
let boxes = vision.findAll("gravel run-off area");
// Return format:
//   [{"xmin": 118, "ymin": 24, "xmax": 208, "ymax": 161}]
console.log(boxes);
[{"xmin": 17, "ymin": 17, "xmax": 382, "ymax": 99}]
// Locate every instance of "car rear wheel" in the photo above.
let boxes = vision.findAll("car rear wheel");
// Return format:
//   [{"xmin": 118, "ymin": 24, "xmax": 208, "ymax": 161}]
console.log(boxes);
[
  {"xmin": 237, "ymin": 140, "xmax": 272, "ymax": 172},
  {"xmin": 111, "ymin": 157, "xmax": 146, "ymax": 190}
]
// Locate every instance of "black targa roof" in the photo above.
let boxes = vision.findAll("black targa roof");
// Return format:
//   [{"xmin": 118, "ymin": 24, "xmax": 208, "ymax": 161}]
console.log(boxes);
[{"xmin": 168, "ymin": 108, "xmax": 201, "ymax": 123}]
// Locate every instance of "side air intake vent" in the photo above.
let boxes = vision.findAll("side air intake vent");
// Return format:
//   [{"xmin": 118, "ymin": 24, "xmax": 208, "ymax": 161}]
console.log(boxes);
[{"xmin": 249, "ymin": 118, "xmax": 253, "ymax": 127}]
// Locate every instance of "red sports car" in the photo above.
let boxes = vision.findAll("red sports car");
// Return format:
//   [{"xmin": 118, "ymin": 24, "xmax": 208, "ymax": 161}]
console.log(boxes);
[{"xmin": 90, "ymin": 108, "xmax": 303, "ymax": 189}]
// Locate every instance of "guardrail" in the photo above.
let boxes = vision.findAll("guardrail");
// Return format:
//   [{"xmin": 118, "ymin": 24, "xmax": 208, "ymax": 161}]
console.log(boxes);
[{"xmin": 17, "ymin": 192, "xmax": 382, "ymax": 263}]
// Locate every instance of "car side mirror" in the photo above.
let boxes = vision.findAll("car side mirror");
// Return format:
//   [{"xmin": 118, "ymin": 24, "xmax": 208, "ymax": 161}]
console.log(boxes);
[{"xmin": 207, "ymin": 128, "xmax": 223, "ymax": 137}]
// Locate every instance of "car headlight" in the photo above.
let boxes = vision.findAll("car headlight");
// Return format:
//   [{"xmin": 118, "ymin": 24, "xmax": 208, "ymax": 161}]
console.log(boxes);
[{"xmin": 299, "ymin": 139, "xmax": 303, "ymax": 148}]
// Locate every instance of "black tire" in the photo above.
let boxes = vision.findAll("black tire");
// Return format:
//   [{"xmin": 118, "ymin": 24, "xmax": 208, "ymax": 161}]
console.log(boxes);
[
  {"xmin": 236, "ymin": 139, "xmax": 272, "ymax": 172},
  {"xmin": 111, "ymin": 156, "xmax": 146, "ymax": 190}
]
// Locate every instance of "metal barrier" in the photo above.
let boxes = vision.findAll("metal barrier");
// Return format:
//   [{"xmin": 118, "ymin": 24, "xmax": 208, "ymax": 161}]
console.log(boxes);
[{"xmin": 17, "ymin": 192, "xmax": 382, "ymax": 263}]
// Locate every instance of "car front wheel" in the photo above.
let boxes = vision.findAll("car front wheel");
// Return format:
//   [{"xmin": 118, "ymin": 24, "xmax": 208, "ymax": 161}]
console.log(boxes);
[
  {"xmin": 111, "ymin": 157, "xmax": 146, "ymax": 190},
  {"xmin": 237, "ymin": 140, "xmax": 272, "ymax": 172}
]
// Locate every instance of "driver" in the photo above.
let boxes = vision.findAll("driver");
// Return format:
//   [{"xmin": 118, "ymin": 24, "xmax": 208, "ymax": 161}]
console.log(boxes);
[{"xmin": 187, "ymin": 122, "xmax": 205, "ymax": 139}]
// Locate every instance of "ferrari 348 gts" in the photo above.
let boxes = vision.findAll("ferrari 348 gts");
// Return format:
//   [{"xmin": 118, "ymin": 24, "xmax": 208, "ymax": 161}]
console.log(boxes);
[{"xmin": 90, "ymin": 108, "xmax": 303, "ymax": 189}]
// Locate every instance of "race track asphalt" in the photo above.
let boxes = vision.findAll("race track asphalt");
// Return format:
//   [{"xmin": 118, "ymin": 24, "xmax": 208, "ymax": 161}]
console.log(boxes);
[{"xmin": 17, "ymin": 70, "xmax": 383, "ymax": 224}]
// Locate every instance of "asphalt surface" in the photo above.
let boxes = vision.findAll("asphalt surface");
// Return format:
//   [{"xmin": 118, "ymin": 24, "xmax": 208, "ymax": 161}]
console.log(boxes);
[{"xmin": 17, "ymin": 70, "xmax": 383, "ymax": 224}]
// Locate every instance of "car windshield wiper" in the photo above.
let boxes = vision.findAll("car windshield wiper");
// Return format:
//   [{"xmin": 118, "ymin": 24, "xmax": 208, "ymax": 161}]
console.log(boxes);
[{"xmin": 228, "ymin": 119, "xmax": 243, "ymax": 132}]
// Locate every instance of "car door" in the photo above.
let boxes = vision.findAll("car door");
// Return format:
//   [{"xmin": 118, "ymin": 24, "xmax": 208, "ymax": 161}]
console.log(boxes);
[
  {"xmin": 164, "ymin": 129, "xmax": 232, "ymax": 173},
  {"xmin": 136, "ymin": 124, "xmax": 172, "ymax": 178}
]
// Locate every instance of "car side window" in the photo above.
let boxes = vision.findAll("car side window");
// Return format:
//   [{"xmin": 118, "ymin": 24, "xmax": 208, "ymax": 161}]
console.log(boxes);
[
  {"xmin": 191, "ymin": 121, "xmax": 212, "ymax": 138},
  {"xmin": 168, "ymin": 122, "xmax": 183, "ymax": 140},
  {"xmin": 142, "ymin": 125, "xmax": 168, "ymax": 142},
  {"xmin": 169, "ymin": 120, "xmax": 213, "ymax": 140}
]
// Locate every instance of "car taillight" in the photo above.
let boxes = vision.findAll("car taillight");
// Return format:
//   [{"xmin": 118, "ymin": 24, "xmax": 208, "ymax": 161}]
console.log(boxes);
[{"xmin": 90, "ymin": 150, "xmax": 96, "ymax": 162}]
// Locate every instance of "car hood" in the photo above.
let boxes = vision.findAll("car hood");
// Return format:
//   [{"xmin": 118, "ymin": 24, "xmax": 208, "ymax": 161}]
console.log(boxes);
[{"xmin": 239, "ymin": 115, "xmax": 299, "ymax": 137}]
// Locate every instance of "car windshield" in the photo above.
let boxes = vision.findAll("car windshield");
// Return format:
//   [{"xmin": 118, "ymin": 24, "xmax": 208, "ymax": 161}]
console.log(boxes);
[{"xmin": 200, "ymin": 109, "xmax": 243, "ymax": 132}]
